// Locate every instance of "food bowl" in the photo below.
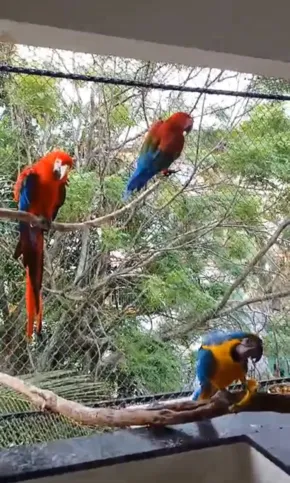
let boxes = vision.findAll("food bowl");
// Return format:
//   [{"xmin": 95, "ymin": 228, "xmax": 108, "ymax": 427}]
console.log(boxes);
[{"xmin": 267, "ymin": 382, "xmax": 290, "ymax": 394}]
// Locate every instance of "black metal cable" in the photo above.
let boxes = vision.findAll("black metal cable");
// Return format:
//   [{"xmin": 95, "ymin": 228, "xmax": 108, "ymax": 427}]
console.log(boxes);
[{"xmin": 1, "ymin": 64, "xmax": 290, "ymax": 101}]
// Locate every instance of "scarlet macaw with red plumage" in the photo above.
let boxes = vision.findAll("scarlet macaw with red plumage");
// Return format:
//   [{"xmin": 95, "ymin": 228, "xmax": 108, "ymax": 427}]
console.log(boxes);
[
  {"xmin": 13, "ymin": 150, "xmax": 73, "ymax": 339},
  {"xmin": 123, "ymin": 112, "xmax": 193, "ymax": 199}
]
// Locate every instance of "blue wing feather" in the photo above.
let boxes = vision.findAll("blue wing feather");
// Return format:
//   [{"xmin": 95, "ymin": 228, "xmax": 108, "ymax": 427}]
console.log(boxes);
[
  {"xmin": 19, "ymin": 173, "xmax": 39, "ymax": 212},
  {"xmin": 123, "ymin": 149, "xmax": 161, "ymax": 200},
  {"xmin": 201, "ymin": 330, "xmax": 250, "ymax": 347},
  {"xmin": 17, "ymin": 173, "xmax": 39, "ymax": 247},
  {"xmin": 192, "ymin": 347, "xmax": 216, "ymax": 400},
  {"xmin": 196, "ymin": 347, "xmax": 216, "ymax": 384}
]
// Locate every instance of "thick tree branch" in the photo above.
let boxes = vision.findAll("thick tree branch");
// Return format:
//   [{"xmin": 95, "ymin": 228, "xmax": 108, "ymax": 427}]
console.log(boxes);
[
  {"xmin": 148, "ymin": 391, "xmax": 290, "ymax": 414},
  {"xmin": 1, "ymin": 373, "xmax": 290, "ymax": 428},
  {"xmin": 217, "ymin": 289, "xmax": 290, "ymax": 319},
  {"xmin": 0, "ymin": 181, "xmax": 160, "ymax": 232}
]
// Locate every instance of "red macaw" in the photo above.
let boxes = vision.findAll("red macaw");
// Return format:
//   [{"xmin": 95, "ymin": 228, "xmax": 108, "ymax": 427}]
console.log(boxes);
[
  {"xmin": 13, "ymin": 150, "xmax": 73, "ymax": 339},
  {"xmin": 123, "ymin": 112, "xmax": 193, "ymax": 199}
]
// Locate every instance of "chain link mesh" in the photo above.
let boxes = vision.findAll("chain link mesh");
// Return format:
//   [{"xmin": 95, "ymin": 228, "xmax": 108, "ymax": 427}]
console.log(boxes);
[{"xmin": 0, "ymin": 42, "xmax": 290, "ymax": 448}]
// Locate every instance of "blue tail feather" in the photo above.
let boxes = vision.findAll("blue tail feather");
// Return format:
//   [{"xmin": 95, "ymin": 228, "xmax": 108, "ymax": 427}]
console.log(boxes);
[
  {"xmin": 123, "ymin": 166, "xmax": 156, "ymax": 200},
  {"xmin": 192, "ymin": 386, "xmax": 202, "ymax": 400}
]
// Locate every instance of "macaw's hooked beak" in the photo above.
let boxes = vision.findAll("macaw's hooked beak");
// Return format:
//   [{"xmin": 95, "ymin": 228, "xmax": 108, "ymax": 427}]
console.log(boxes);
[
  {"xmin": 235, "ymin": 336, "xmax": 263, "ymax": 363},
  {"xmin": 53, "ymin": 158, "xmax": 69, "ymax": 180},
  {"xmin": 184, "ymin": 118, "xmax": 193, "ymax": 135}
]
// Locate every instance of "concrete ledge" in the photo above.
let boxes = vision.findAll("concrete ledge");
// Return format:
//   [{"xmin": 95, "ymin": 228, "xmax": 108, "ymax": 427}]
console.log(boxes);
[{"xmin": 1, "ymin": 412, "xmax": 290, "ymax": 482}]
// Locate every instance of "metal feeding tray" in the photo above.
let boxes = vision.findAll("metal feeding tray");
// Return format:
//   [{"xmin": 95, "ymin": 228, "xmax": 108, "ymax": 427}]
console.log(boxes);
[{"xmin": 267, "ymin": 382, "xmax": 290, "ymax": 394}]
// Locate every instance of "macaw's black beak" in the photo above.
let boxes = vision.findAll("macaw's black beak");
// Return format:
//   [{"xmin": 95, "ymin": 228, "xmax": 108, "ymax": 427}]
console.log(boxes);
[
  {"xmin": 184, "ymin": 124, "xmax": 193, "ymax": 135},
  {"xmin": 53, "ymin": 167, "xmax": 61, "ymax": 180},
  {"xmin": 235, "ymin": 336, "xmax": 263, "ymax": 363},
  {"xmin": 184, "ymin": 118, "xmax": 193, "ymax": 135}
]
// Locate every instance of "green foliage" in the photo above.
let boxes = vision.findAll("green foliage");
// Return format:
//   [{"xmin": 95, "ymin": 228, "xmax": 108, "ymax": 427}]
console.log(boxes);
[
  {"xmin": 58, "ymin": 171, "xmax": 98, "ymax": 222},
  {"xmin": 8, "ymin": 75, "xmax": 60, "ymax": 123},
  {"xmin": 230, "ymin": 194, "xmax": 261, "ymax": 224},
  {"xmin": 111, "ymin": 103, "xmax": 135, "ymax": 129},
  {"xmin": 206, "ymin": 281, "xmax": 228, "ymax": 299},
  {"xmin": 222, "ymin": 104, "xmax": 290, "ymax": 183},
  {"xmin": 263, "ymin": 316, "xmax": 290, "ymax": 362},
  {"xmin": 101, "ymin": 226, "xmax": 130, "ymax": 250},
  {"xmin": 117, "ymin": 323, "xmax": 183, "ymax": 393},
  {"xmin": 253, "ymin": 76, "xmax": 290, "ymax": 95},
  {"xmin": 226, "ymin": 231, "xmax": 255, "ymax": 261},
  {"xmin": 102, "ymin": 174, "xmax": 126, "ymax": 205},
  {"xmin": 0, "ymin": 118, "xmax": 22, "ymax": 178},
  {"xmin": 142, "ymin": 270, "xmax": 215, "ymax": 314}
]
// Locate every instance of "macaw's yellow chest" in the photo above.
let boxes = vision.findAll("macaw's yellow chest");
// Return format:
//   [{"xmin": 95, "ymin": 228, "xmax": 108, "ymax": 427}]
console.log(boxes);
[{"xmin": 203, "ymin": 339, "xmax": 246, "ymax": 390}]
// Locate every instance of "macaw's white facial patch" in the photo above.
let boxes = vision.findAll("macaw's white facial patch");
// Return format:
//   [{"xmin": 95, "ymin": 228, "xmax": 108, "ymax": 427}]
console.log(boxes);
[{"xmin": 53, "ymin": 158, "xmax": 68, "ymax": 180}]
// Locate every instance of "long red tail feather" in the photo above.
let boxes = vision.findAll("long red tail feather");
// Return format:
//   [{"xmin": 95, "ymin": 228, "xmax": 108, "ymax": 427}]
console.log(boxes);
[
  {"xmin": 14, "ymin": 224, "xmax": 44, "ymax": 339},
  {"xmin": 25, "ymin": 269, "xmax": 35, "ymax": 339},
  {"xmin": 36, "ymin": 295, "xmax": 43, "ymax": 336}
]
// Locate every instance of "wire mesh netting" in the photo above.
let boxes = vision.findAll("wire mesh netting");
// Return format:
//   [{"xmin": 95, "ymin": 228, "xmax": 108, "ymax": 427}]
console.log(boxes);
[{"xmin": 1, "ymin": 42, "xmax": 290, "ymax": 448}]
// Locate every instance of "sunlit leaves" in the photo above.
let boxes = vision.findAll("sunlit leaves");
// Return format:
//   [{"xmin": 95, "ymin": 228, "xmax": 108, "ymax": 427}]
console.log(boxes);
[
  {"xmin": 58, "ymin": 171, "xmax": 98, "ymax": 222},
  {"xmin": 116, "ymin": 324, "xmax": 183, "ymax": 393},
  {"xmin": 8, "ymin": 75, "xmax": 60, "ymax": 123}
]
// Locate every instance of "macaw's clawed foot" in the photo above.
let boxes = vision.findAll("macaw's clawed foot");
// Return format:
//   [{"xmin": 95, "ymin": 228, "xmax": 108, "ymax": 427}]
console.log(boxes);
[
  {"xmin": 229, "ymin": 379, "xmax": 258, "ymax": 413},
  {"xmin": 161, "ymin": 169, "xmax": 180, "ymax": 177},
  {"xmin": 246, "ymin": 378, "xmax": 258, "ymax": 393}
]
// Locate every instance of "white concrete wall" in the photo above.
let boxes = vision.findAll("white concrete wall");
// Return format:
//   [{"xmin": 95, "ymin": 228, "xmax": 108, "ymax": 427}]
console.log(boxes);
[
  {"xmin": 23, "ymin": 443, "xmax": 290, "ymax": 482},
  {"xmin": 1, "ymin": 1, "xmax": 290, "ymax": 79}
]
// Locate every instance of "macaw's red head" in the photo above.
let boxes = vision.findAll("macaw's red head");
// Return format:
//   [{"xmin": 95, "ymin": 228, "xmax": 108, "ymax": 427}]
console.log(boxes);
[
  {"xmin": 49, "ymin": 151, "xmax": 74, "ymax": 181},
  {"xmin": 167, "ymin": 112, "xmax": 193, "ymax": 135}
]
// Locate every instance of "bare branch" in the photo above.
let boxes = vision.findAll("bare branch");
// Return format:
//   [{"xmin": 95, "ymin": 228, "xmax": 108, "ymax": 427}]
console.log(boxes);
[
  {"xmin": 0, "ymin": 180, "xmax": 161, "ymax": 232},
  {"xmin": 218, "ymin": 289, "xmax": 290, "ymax": 319},
  {"xmin": 74, "ymin": 227, "xmax": 90, "ymax": 284}
]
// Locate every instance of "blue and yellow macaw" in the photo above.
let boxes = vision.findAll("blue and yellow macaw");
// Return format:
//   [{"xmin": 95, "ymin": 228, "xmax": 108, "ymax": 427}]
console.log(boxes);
[{"xmin": 192, "ymin": 331, "xmax": 263, "ymax": 411}]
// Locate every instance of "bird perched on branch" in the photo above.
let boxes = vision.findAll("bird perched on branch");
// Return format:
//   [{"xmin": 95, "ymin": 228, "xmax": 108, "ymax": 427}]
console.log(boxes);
[
  {"xmin": 13, "ymin": 150, "xmax": 73, "ymax": 340},
  {"xmin": 123, "ymin": 112, "xmax": 193, "ymax": 200},
  {"xmin": 192, "ymin": 331, "xmax": 263, "ymax": 412}
]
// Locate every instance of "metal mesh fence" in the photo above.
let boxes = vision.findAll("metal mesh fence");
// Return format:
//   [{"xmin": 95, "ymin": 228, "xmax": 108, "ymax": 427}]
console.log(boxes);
[{"xmin": 1, "ymin": 42, "xmax": 290, "ymax": 448}]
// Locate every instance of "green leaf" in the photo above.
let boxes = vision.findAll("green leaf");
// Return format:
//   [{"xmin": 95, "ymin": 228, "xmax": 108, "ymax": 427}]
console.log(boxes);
[{"xmin": 57, "ymin": 171, "xmax": 98, "ymax": 222}]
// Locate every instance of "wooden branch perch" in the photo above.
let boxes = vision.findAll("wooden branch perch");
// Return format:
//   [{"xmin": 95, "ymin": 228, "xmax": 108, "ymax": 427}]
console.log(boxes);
[
  {"xmin": 0, "ymin": 181, "xmax": 160, "ymax": 233},
  {"xmin": 1, "ymin": 372, "xmax": 290, "ymax": 429}
]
